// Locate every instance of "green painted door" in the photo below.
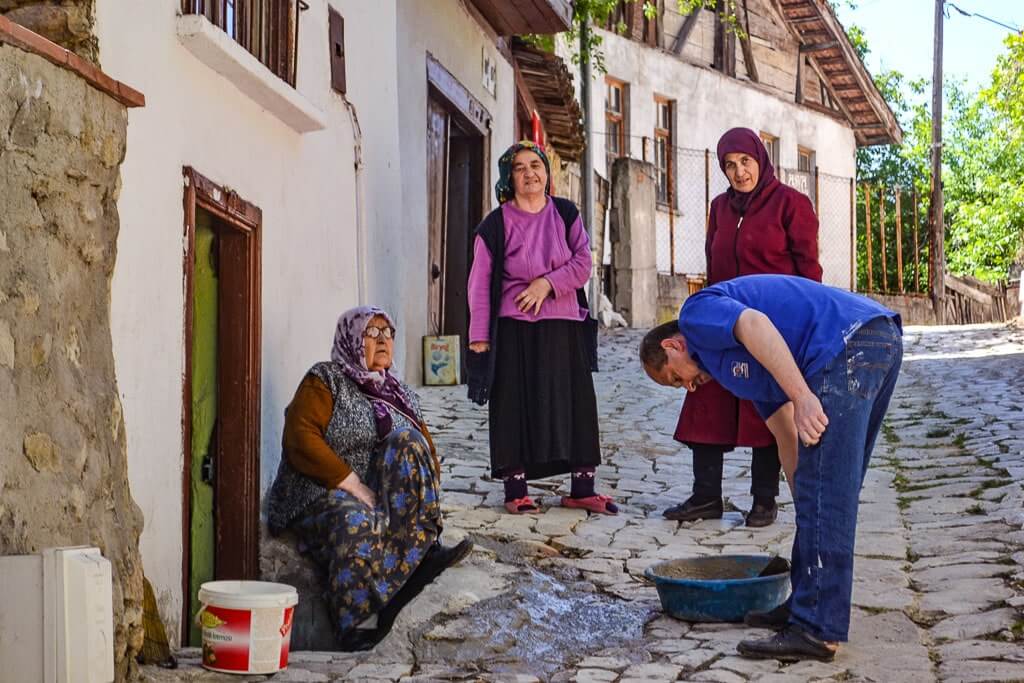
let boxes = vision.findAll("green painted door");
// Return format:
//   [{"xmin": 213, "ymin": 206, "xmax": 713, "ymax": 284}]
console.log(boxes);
[{"xmin": 189, "ymin": 210, "xmax": 218, "ymax": 645}]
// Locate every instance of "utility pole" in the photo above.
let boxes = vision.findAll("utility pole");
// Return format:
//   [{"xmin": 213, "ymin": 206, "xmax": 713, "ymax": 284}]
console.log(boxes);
[
  {"xmin": 580, "ymin": 15, "xmax": 598, "ymax": 312},
  {"xmin": 930, "ymin": 0, "xmax": 946, "ymax": 323}
]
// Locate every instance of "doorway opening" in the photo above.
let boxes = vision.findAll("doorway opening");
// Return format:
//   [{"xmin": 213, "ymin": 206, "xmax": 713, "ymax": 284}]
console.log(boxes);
[
  {"xmin": 181, "ymin": 167, "xmax": 262, "ymax": 644},
  {"xmin": 425, "ymin": 55, "xmax": 490, "ymax": 372}
]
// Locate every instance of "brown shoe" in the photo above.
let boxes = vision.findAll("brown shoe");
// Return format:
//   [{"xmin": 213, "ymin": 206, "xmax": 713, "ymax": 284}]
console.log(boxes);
[{"xmin": 745, "ymin": 501, "xmax": 778, "ymax": 527}]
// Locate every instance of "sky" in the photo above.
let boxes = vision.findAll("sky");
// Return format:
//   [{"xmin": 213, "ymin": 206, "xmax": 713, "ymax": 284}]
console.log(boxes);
[{"xmin": 833, "ymin": 0, "xmax": 1023, "ymax": 92}]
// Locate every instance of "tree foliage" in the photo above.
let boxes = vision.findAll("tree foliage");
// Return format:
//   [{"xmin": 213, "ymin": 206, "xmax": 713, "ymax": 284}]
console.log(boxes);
[
  {"xmin": 943, "ymin": 33, "xmax": 1024, "ymax": 281},
  {"xmin": 854, "ymin": 27, "xmax": 1024, "ymax": 286}
]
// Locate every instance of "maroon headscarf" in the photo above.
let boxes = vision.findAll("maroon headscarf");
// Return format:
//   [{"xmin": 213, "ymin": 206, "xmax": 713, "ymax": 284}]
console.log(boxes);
[{"xmin": 716, "ymin": 127, "xmax": 778, "ymax": 215}]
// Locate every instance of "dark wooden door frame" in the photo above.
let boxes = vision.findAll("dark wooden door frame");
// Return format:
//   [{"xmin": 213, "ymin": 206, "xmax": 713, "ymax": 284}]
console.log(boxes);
[
  {"xmin": 181, "ymin": 166, "xmax": 263, "ymax": 643},
  {"xmin": 426, "ymin": 52, "xmax": 492, "ymax": 218},
  {"xmin": 425, "ymin": 53, "xmax": 492, "ymax": 354}
]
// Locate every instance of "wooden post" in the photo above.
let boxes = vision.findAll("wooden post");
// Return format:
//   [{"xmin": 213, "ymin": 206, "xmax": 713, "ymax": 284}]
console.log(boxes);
[
  {"xmin": 864, "ymin": 183, "xmax": 873, "ymax": 293},
  {"xmin": 704, "ymin": 148, "xmax": 711, "ymax": 232},
  {"xmin": 913, "ymin": 188, "xmax": 921, "ymax": 293},
  {"xmin": 879, "ymin": 185, "xmax": 887, "ymax": 294},
  {"xmin": 895, "ymin": 188, "xmax": 904, "ymax": 293},
  {"xmin": 668, "ymin": 145, "xmax": 676, "ymax": 275},
  {"xmin": 814, "ymin": 165, "xmax": 820, "ymax": 212},
  {"xmin": 849, "ymin": 177, "xmax": 855, "ymax": 289},
  {"xmin": 930, "ymin": 0, "xmax": 945, "ymax": 320}
]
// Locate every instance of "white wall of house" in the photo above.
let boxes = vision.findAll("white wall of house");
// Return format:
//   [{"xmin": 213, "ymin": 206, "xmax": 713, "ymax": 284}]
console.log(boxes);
[
  {"xmin": 94, "ymin": 0, "xmax": 364, "ymax": 639},
  {"xmin": 571, "ymin": 29, "xmax": 857, "ymax": 289},
  {"xmin": 94, "ymin": 0, "xmax": 518, "ymax": 640},
  {"xmin": 393, "ymin": 0, "xmax": 516, "ymax": 378}
]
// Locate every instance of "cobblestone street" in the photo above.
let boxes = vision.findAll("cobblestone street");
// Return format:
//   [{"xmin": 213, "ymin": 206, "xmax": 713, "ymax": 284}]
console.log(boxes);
[{"xmin": 145, "ymin": 322, "xmax": 1024, "ymax": 683}]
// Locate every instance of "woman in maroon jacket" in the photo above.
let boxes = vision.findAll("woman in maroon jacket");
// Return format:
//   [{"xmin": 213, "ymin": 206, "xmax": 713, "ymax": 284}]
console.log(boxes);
[{"xmin": 665, "ymin": 127, "xmax": 822, "ymax": 527}]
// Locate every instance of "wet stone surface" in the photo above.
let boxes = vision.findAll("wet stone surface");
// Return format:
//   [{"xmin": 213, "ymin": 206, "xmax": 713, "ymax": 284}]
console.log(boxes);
[{"xmin": 143, "ymin": 323, "xmax": 1024, "ymax": 682}]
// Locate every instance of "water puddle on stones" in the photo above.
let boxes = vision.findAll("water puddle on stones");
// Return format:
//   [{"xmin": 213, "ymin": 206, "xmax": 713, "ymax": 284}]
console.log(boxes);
[{"xmin": 413, "ymin": 568, "xmax": 650, "ymax": 679}]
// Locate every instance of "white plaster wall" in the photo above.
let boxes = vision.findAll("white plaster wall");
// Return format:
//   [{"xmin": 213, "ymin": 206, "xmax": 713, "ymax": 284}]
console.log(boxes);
[
  {"xmin": 95, "ymin": 0, "xmax": 363, "ymax": 639},
  {"xmin": 394, "ymin": 0, "xmax": 516, "ymax": 379},
  {"xmin": 565, "ymin": 29, "xmax": 858, "ymax": 288}
]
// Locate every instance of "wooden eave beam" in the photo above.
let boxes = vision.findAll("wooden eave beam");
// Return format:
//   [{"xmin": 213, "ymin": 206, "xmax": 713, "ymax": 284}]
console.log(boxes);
[
  {"xmin": 807, "ymin": 0, "xmax": 902, "ymax": 144},
  {"xmin": 800, "ymin": 40, "xmax": 839, "ymax": 53},
  {"xmin": 739, "ymin": 0, "xmax": 759, "ymax": 82},
  {"xmin": 787, "ymin": 14, "xmax": 821, "ymax": 24},
  {"xmin": 670, "ymin": 8, "xmax": 702, "ymax": 54}
]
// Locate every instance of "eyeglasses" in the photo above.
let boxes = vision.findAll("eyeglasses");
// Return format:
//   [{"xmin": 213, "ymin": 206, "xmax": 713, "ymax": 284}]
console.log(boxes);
[{"xmin": 363, "ymin": 325, "xmax": 395, "ymax": 340}]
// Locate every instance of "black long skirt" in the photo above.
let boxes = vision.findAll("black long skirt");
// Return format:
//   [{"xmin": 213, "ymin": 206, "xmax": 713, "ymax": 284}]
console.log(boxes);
[{"xmin": 489, "ymin": 317, "xmax": 601, "ymax": 479}]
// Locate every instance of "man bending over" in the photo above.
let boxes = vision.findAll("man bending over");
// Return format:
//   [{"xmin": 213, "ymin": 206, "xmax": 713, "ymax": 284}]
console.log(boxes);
[{"xmin": 640, "ymin": 274, "xmax": 902, "ymax": 662}]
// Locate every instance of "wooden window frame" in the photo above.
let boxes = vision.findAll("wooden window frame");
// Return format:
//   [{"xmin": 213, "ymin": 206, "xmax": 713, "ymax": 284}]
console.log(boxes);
[
  {"xmin": 654, "ymin": 96, "xmax": 675, "ymax": 207},
  {"xmin": 181, "ymin": 0, "xmax": 307, "ymax": 87},
  {"xmin": 605, "ymin": 77, "xmax": 628, "ymax": 172},
  {"xmin": 797, "ymin": 145, "xmax": 815, "ymax": 173},
  {"xmin": 759, "ymin": 131, "xmax": 779, "ymax": 169},
  {"xmin": 181, "ymin": 167, "xmax": 262, "ymax": 643}
]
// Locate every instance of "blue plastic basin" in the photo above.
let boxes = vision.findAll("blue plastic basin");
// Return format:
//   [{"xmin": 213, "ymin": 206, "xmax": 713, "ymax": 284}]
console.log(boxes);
[{"xmin": 644, "ymin": 554, "xmax": 790, "ymax": 623}]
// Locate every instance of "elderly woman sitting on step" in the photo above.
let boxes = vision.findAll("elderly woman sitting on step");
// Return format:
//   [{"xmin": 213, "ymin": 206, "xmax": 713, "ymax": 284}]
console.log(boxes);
[{"xmin": 266, "ymin": 306, "xmax": 472, "ymax": 651}]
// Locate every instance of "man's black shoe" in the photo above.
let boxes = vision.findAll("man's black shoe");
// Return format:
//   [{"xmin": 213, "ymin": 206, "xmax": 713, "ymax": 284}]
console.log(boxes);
[
  {"xmin": 737, "ymin": 625, "xmax": 836, "ymax": 662},
  {"xmin": 743, "ymin": 602, "xmax": 790, "ymax": 630},
  {"xmin": 745, "ymin": 500, "xmax": 778, "ymax": 527},
  {"xmin": 663, "ymin": 496, "xmax": 724, "ymax": 522}
]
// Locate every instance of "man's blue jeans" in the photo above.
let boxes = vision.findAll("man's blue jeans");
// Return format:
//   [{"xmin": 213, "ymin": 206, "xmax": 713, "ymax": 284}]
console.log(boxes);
[{"xmin": 788, "ymin": 316, "xmax": 903, "ymax": 642}]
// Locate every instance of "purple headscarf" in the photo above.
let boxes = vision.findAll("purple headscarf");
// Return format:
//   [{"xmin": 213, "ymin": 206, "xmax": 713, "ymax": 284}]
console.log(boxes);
[
  {"xmin": 716, "ymin": 127, "xmax": 778, "ymax": 215},
  {"xmin": 330, "ymin": 306, "xmax": 419, "ymax": 439}
]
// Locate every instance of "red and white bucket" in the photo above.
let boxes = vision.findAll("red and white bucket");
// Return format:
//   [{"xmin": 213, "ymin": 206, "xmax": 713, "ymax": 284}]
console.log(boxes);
[{"xmin": 196, "ymin": 580, "xmax": 299, "ymax": 674}]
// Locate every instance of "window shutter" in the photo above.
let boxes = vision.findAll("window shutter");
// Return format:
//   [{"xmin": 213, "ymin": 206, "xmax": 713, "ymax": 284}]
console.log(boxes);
[{"xmin": 329, "ymin": 8, "xmax": 346, "ymax": 94}]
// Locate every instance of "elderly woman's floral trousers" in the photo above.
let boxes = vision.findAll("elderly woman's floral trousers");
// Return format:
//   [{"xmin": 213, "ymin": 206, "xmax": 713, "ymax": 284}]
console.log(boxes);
[{"xmin": 291, "ymin": 428, "xmax": 442, "ymax": 636}]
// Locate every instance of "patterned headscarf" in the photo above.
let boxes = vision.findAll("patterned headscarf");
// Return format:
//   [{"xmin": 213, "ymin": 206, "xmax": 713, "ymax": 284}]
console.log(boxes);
[
  {"xmin": 495, "ymin": 140, "xmax": 552, "ymax": 205},
  {"xmin": 716, "ymin": 127, "xmax": 778, "ymax": 215},
  {"xmin": 330, "ymin": 306, "xmax": 419, "ymax": 439}
]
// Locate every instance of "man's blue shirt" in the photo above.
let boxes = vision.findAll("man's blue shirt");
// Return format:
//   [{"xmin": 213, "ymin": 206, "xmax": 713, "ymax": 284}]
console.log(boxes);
[{"xmin": 678, "ymin": 275, "xmax": 901, "ymax": 417}]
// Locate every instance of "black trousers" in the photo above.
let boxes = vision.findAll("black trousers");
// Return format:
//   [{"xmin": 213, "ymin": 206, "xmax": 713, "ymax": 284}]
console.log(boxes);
[{"xmin": 691, "ymin": 444, "xmax": 781, "ymax": 502}]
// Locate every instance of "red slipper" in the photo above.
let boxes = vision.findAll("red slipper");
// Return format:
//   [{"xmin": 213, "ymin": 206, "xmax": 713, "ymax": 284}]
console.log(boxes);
[
  {"xmin": 504, "ymin": 496, "xmax": 540, "ymax": 514},
  {"xmin": 561, "ymin": 494, "xmax": 619, "ymax": 515}
]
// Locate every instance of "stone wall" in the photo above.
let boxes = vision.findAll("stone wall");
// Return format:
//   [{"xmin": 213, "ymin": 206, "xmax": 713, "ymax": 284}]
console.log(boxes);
[
  {"xmin": 0, "ymin": 41, "xmax": 143, "ymax": 679},
  {"xmin": 866, "ymin": 293, "xmax": 937, "ymax": 326},
  {"xmin": 2, "ymin": 0, "xmax": 97, "ymax": 62}
]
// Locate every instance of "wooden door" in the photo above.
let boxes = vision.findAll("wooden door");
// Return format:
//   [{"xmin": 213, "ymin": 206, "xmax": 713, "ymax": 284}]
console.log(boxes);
[
  {"xmin": 442, "ymin": 129, "xmax": 484, "ymax": 352},
  {"xmin": 426, "ymin": 96, "xmax": 450, "ymax": 336},
  {"xmin": 182, "ymin": 168, "xmax": 262, "ymax": 645},
  {"xmin": 187, "ymin": 209, "xmax": 218, "ymax": 646}
]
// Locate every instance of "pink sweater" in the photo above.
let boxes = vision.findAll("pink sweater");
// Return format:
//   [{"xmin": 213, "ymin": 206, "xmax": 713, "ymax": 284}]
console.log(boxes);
[{"xmin": 467, "ymin": 199, "xmax": 591, "ymax": 343}]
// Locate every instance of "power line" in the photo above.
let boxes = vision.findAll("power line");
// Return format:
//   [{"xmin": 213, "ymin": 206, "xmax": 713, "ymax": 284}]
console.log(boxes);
[{"xmin": 946, "ymin": 2, "xmax": 1021, "ymax": 34}]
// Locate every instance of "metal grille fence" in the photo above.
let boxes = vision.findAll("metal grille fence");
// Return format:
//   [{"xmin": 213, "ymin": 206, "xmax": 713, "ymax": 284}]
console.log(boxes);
[
  {"xmin": 855, "ymin": 183, "xmax": 931, "ymax": 295},
  {"xmin": 646, "ymin": 143, "xmax": 855, "ymax": 288},
  {"xmin": 816, "ymin": 172, "xmax": 855, "ymax": 289}
]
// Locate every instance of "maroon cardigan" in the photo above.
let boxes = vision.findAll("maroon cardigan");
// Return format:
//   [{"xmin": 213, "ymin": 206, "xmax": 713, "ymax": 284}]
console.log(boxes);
[{"xmin": 675, "ymin": 180, "xmax": 822, "ymax": 448}]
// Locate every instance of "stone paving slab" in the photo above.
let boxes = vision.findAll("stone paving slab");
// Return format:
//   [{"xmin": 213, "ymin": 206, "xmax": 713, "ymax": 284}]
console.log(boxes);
[{"xmin": 144, "ymin": 323, "xmax": 1024, "ymax": 682}]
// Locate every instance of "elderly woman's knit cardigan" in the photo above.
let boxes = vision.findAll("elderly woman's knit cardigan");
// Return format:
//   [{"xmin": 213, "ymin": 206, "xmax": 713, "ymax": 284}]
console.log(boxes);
[{"xmin": 266, "ymin": 361, "xmax": 423, "ymax": 532}]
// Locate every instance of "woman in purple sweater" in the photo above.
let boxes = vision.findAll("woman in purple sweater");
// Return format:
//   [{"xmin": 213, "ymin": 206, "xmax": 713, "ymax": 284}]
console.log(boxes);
[{"xmin": 466, "ymin": 141, "xmax": 616, "ymax": 515}]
